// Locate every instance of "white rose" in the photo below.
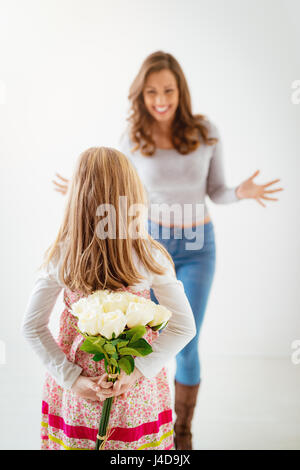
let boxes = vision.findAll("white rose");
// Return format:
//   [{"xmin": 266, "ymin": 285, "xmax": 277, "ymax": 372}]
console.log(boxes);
[
  {"xmin": 102, "ymin": 292, "xmax": 130, "ymax": 314},
  {"xmin": 77, "ymin": 311, "xmax": 104, "ymax": 336},
  {"xmin": 71, "ymin": 297, "xmax": 89, "ymax": 317},
  {"xmin": 125, "ymin": 292, "xmax": 148, "ymax": 304},
  {"xmin": 89, "ymin": 290, "xmax": 110, "ymax": 307},
  {"xmin": 98, "ymin": 309, "xmax": 127, "ymax": 339},
  {"xmin": 72, "ymin": 291, "xmax": 108, "ymax": 318},
  {"xmin": 125, "ymin": 301, "xmax": 155, "ymax": 328},
  {"xmin": 148, "ymin": 304, "xmax": 172, "ymax": 327}
]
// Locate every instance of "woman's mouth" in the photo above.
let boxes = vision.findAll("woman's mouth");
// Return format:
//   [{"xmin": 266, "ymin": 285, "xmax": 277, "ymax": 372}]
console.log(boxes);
[{"xmin": 153, "ymin": 105, "xmax": 171, "ymax": 114}]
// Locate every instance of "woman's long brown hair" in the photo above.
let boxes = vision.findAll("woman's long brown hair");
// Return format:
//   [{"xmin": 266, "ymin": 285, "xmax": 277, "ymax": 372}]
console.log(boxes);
[
  {"xmin": 127, "ymin": 50, "xmax": 217, "ymax": 156},
  {"xmin": 44, "ymin": 147, "xmax": 174, "ymax": 294}
]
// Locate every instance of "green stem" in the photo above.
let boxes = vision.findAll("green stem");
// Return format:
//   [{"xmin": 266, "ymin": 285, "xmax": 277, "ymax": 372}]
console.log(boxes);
[
  {"xmin": 95, "ymin": 396, "xmax": 114, "ymax": 450},
  {"xmin": 95, "ymin": 365, "xmax": 116, "ymax": 450}
]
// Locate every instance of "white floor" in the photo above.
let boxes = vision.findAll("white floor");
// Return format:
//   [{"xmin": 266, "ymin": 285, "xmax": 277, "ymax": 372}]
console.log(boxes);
[
  {"xmin": 1, "ymin": 356, "xmax": 299, "ymax": 450},
  {"xmin": 169, "ymin": 356, "xmax": 300, "ymax": 450}
]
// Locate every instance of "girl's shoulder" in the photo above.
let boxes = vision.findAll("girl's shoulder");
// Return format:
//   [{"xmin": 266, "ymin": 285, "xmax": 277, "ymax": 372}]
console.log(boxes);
[
  {"xmin": 146, "ymin": 244, "xmax": 176, "ymax": 287},
  {"xmin": 39, "ymin": 242, "xmax": 65, "ymax": 285},
  {"xmin": 132, "ymin": 242, "xmax": 175, "ymax": 289}
]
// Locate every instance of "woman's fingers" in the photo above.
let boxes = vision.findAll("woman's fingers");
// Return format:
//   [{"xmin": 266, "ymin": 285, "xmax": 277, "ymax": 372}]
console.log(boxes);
[
  {"xmin": 261, "ymin": 195, "xmax": 278, "ymax": 201},
  {"xmin": 264, "ymin": 188, "xmax": 284, "ymax": 193},
  {"xmin": 52, "ymin": 180, "xmax": 68, "ymax": 190},
  {"xmin": 54, "ymin": 188, "xmax": 66, "ymax": 194},
  {"xmin": 262, "ymin": 178, "xmax": 281, "ymax": 188},
  {"xmin": 55, "ymin": 172, "xmax": 69, "ymax": 183},
  {"xmin": 250, "ymin": 169, "xmax": 260, "ymax": 180},
  {"xmin": 255, "ymin": 198, "xmax": 266, "ymax": 208}
]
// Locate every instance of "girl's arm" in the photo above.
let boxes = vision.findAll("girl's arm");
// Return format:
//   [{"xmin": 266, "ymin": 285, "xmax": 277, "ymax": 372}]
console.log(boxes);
[
  {"xmin": 206, "ymin": 121, "xmax": 241, "ymax": 203},
  {"xmin": 21, "ymin": 266, "xmax": 83, "ymax": 390},
  {"xmin": 134, "ymin": 249, "xmax": 197, "ymax": 378}
]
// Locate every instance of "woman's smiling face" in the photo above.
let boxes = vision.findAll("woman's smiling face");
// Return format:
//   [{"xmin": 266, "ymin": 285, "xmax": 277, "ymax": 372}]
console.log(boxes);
[{"xmin": 142, "ymin": 69, "xmax": 179, "ymax": 124}]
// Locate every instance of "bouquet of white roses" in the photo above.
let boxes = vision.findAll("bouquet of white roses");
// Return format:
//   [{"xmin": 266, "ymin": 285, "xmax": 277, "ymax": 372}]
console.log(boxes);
[{"xmin": 71, "ymin": 289, "xmax": 172, "ymax": 450}]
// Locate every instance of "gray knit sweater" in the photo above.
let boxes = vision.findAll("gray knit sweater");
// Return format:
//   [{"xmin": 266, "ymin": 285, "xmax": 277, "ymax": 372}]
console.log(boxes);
[{"xmin": 118, "ymin": 119, "xmax": 240, "ymax": 226}]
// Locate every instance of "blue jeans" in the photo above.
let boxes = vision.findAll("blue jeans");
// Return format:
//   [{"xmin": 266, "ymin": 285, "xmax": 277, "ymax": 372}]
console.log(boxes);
[{"xmin": 147, "ymin": 219, "xmax": 216, "ymax": 386}]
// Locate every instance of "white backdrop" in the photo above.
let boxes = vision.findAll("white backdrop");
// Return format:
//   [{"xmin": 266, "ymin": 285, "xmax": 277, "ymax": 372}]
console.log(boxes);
[{"xmin": 0, "ymin": 0, "xmax": 299, "ymax": 449}]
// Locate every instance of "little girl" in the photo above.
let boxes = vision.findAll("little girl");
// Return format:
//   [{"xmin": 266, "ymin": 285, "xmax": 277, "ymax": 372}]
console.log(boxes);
[{"xmin": 22, "ymin": 147, "xmax": 196, "ymax": 450}]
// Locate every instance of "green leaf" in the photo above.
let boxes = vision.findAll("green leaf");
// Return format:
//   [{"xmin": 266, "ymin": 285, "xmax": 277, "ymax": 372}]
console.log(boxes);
[
  {"xmin": 118, "ymin": 356, "xmax": 135, "ymax": 375},
  {"xmin": 110, "ymin": 338, "xmax": 125, "ymax": 346},
  {"xmin": 86, "ymin": 336, "xmax": 106, "ymax": 346},
  {"xmin": 104, "ymin": 358, "xmax": 109, "ymax": 374},
  {"xmin": 104, "ymin": 343, "xmax": 117, "ymax": 355},
  {"xmin": 110, "ymin": 357, "xmax": 118, "ymax": 368},
  {"xmin": 116, "ymin": 340, "xmax": 129, "ymax": 350},
  {"xmin": 80, "ymin": 340, "xmax": 102, "ymax": 355},
  {"xmin": 125, "ymin": 325, "xmax": 146, "ymax": 341},
  {"xmin": 93, "ymin": 353, "xmax": 105, "ymax": 362},
  {"xmin": 118, "ymin": 347, "xmax": 143, "ymax": 357},
  {"xmin": 129, "ymin": 338, "xmax": 153, "ymax": 356},
  {"xmin": 95, "ymin": 337, "xmax": 106, "ymax": 345},
  {"xmin": 130, "ymin": 330, "xmax": 147, "ymax": 344}
]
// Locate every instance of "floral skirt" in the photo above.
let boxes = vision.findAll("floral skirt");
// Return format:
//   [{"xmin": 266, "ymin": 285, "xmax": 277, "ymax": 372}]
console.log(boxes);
[{"xmin": 40, "ymin": 286, "xmax": 175, "ymax": 450}]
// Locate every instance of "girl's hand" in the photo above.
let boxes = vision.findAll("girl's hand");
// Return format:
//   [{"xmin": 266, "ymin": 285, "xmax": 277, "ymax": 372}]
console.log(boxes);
[
  {"xmin": 236, "ymin": 170, "xmax": 284, "ymax": 207},
  {"xmin": 71, "ymin": 375, "xmax": 104, "ymax": 401},
  {"xmin": 95, "ymin": 368, "xmax": 143, "ymax": 401},
  {"xmin": 52, "ymin": 173, "xmax": 69, "ymax": 195}
]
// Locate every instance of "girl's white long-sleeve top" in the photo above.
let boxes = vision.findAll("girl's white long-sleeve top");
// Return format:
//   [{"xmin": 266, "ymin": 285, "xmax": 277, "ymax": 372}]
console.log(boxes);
[{"xmin": 22, "ymin": 245, "xmax": 196, "ymax": 390}]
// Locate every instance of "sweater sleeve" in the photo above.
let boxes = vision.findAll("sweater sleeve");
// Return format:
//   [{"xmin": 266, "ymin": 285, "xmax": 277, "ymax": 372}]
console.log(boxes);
[
  {"xmin": 134, "ymin": 248, "xmax": 196, "ymax": 378},
  {"xmin": 118, "ymin": 130, "xmax": 132, "ymax": 157},
  {"xmin": 21, "ymin": 257, "xmax": 83, "ymax": 390},
  {"xmin": 206, "ymin": 121, "xmax": 241, "ymax": 204}
]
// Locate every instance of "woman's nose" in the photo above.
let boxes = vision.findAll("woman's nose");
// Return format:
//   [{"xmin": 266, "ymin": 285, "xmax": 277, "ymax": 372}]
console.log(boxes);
[{"xmin": 155, "ymin": 95, "xmax": 167, "ymax": 105}]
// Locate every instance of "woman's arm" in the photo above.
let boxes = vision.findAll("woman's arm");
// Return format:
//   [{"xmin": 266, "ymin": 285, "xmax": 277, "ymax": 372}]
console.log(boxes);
[
  {"xmin": 21, "ymin": 268, "xmax": 83, "ymax": 390},
  {"xmin": 206, "ymin": 122, "xmax": 241, "ymax": 203},
  {"xmin": 206, "ymin": 122, "xmax": 284, "ymax": 207},
  {"xmin": 134, "ymin": 249, "xmax": 196, "ymax": 378}
]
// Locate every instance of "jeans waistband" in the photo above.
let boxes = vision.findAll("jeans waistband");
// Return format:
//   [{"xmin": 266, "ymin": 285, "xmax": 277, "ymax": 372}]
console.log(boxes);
[{"xmin": 148, "ymin": 218, "xmax": 213, "ymax": 233}]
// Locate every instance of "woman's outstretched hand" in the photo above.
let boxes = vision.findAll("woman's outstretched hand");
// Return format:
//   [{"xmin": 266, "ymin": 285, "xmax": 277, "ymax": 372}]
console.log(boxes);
[
  {"xmin": 52, "ymin": 173, "xmax": 69, "ymax": 195},
  {"xmin": 236, "ymin": 170, "xmax": 284, "ymax": 207}
]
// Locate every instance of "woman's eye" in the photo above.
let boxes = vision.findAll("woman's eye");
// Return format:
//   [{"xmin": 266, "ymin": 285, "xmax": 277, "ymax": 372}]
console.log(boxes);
[{"xmin": 166, "ymin": 89, "xmax": 174, "ymax": 93}]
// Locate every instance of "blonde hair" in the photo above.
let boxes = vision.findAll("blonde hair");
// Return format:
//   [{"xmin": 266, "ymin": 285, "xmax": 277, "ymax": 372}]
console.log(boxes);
[
  {"xmin": 128, "ymin": 50, "xmax": 217, "ymax": 156},
  {"xmin": 44, "ymin": 147, "xmax": 174, "ymax": 294}
]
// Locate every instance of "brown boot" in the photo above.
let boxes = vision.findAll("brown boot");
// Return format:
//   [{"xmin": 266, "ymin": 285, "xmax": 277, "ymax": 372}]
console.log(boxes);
[{"xmin": 174, "ymin": 380, "xmax": 200, "ymax": 450}]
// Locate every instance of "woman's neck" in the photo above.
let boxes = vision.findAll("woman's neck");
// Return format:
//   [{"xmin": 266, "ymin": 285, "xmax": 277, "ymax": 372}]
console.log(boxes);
[{"xmin": 152, "ymin": 119, "xmax": 172, "ymax": 138}]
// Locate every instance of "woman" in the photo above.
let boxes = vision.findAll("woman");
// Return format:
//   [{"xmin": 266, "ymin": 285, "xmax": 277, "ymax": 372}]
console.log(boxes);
[{"xmin": 53, "ymin": 51, "xmax": 283, "ymax": 450}]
